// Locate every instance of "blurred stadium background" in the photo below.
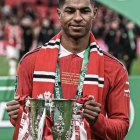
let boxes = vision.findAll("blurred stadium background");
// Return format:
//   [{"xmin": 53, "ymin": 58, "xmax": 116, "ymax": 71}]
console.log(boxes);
[{"xmin": 0, "ymin": 0, "xmax": 140, "ymax": 140}]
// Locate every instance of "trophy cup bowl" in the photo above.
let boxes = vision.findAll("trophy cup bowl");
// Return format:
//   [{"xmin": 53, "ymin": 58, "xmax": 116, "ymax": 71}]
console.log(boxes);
[
  {"xmin": 28, "ymin": 98, "xmax": 77, "ymax": 140},
  {"xmin": 51, "ymin": 99, "xmax": 76, "ymax": 140}
]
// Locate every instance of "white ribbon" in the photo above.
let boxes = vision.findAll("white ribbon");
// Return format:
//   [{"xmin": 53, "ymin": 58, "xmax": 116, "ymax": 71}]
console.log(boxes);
[
  {"xmin": 71, "ymin": 115, "xmax": 87, "ymax": 140},
  {"xmin": 37, "ymin": 108, "xmax": 46, "ymax": 140},
  {"xmin": 18, "ymin": 112, "xmax": 31, "ymax": 140},
  {"xmin": 80, "ymin": 122, "xmax": 87, "ymax": 140}
]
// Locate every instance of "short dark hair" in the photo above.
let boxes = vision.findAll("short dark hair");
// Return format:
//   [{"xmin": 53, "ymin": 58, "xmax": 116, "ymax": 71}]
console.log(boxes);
[{"xmin": 58, "ymin": 0, "xmax": 96, "ymax": 8}]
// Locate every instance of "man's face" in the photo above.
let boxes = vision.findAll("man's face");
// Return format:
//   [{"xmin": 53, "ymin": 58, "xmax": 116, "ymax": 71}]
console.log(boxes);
[{"xmin": 58, "ymin": 0, "xmax": 97, "ymax": 39}]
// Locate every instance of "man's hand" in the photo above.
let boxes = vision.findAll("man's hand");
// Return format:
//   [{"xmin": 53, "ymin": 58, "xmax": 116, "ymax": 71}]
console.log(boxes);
[
  {"xmin": 6, "ymin": 95, "xmax": 20, "ymax": 120},
  {"xmin": 83, "ymin": 96, "xmax": 101, "ymax": 126}
]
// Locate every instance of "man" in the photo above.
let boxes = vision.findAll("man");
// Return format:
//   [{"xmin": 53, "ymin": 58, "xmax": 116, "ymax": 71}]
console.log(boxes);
[
  {"xmin": 5, "ymin": 16, "xmax": 23, "ymax": 75},
  {"xmin": 38, "ymin": 18, "xmax": 55, "ymax": 46},
  {"xmin": 120, "ymin": 20, "xmax": 138, "ymax": 74},
  {"xmin": 6, "ymin": 0, "xmax": 130, "ymax": 139}
]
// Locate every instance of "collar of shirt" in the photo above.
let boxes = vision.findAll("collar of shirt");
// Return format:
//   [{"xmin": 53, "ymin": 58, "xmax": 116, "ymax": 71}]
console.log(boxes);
[{"xmin": 59, "ymin": 44, "xmax": 85, "ymax": 58}]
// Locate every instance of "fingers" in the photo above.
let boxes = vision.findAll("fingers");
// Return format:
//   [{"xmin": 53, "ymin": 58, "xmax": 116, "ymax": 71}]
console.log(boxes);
[
  {"xmin": 84, "ymin": 99, "xmax": 101, "ymax": 108},
  {"xmin": 6, "ymin": 103, "xmax": 20, "ymax": 112},
  {"xmin": 14, "ymin": 95, "xmax": 20, "ymax": 100},
  {"xmin": 83, "ymin": 104, "xmax": 100, "ymax": 119},
  {"xmin": 83, "ymin": 112, "xmax": 96, "ymax": 121},
  {"xmin": 82, "ymin": 97, "xmax": 101, "ymax": 125},
  {"xmin": 6, "ymin": 100, "xmax": 20, "ymax": 106},
  {"xmin": 84, "ymin": 105, "xmax": 100, "ymax": 114},
  {"xmin": 6, "ymin": 99, "xmax": 20, "ymax": 120},
  {"xmin": 11, "ymin": 115, "xmax": 18, "ymax": 119},
  {"xmin": 88, "ymin": 95, "xmax": 94, "ymax": 100},
  {"xmin": 8, "ymin": 109, "xmax": 19, "ymax": 118}
]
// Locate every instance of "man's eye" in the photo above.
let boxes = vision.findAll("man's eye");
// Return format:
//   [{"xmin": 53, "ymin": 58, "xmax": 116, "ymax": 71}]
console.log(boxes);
[
  {"xmin": 81, "ymin": 9, "xmax": 91, "ymax": 14},
  {"xmin": 65, "ymin": 9, "xmax": 75, "ymax": 14},
  {"xmin": 66, "ymin": 10, "xmax": 72, "ymax": 13}
]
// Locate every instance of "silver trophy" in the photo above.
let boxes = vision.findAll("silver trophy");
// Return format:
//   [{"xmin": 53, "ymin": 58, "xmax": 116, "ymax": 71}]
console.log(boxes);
[{"xmin": 28, "ymin": 98, "xmax": 83, "ymax": 140}]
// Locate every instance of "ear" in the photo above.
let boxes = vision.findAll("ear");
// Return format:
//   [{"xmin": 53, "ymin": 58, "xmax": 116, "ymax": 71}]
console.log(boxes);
[
  {"xmin": 57, "ymin": 8, "xmax": 61, "ymax": 19},
  {"xmin": 92, "ymin": 7, "xmax": 98, "ymax": 20}
]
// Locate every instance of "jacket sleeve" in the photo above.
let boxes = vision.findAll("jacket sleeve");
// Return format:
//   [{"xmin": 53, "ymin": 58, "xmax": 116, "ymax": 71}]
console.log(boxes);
[
  {"xmin": 91, "ymin": 67, "xmax": 130, "ymax": 140},
  {"xmin": 10, "ymin": 55, "xmax": 34, "ymax": 126}
]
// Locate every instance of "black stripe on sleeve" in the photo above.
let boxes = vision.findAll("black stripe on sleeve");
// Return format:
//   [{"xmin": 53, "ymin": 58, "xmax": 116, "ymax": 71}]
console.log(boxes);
[
  {"xmin": 33, "ymin": 74, "xmax": 55, "ymax": 79},
  {"xmin": 84, "ymin": 77, "xmax": 104, "ymax": 85}
]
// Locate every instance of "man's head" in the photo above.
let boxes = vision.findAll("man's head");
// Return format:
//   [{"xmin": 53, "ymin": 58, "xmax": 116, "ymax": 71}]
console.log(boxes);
[
  {"xmin": 57, "ymin": 0, "xmax": 98, "ymax": 40},
  {"xmin": 58, "ymin": 0, "xmax": 96, "ymax": 8}
]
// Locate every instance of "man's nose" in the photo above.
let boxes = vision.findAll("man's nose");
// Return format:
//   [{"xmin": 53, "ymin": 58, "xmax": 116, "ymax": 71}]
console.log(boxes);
[{"xmin": 73, "ymin": 10, "xmax": 82, "ymax": 22}]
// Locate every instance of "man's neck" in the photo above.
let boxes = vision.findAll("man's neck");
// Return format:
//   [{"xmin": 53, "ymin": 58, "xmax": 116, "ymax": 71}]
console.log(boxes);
[{"xmin": 60, "ymin": 32, "xmax": 90, "ymax": 54}]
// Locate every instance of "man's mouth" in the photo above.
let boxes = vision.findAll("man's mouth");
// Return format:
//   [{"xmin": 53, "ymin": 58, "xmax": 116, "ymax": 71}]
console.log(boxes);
[
  {"xmin": 70, "ymin": 24, "xmax": 84, "ymax": 27},
  {"xmin": 70, "ymin": 25, "xmax": 84, "ymax": 30}
]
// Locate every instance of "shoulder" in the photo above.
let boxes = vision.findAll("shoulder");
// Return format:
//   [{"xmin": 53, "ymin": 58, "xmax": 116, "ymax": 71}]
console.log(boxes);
[
  {"xmin": 103, "ymin": 51, "xmax": 128, "ymax": 86},
  {"xmin": 19, "ymin": 47, "xmax": 41, "ymax": 64},
  {"xmin": 103, "ymin": 51, "xmax": 126, "ymax": 71},
  {"xmin": 17, "ymin": 47, "xmax": 41, "ymax": 75}
]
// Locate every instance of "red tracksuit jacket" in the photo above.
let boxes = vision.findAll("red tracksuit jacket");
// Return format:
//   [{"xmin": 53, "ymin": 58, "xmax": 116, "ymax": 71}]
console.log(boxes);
[{"xmin": 11, "ymin": 48, "xmax": 130, "ymax": 140}]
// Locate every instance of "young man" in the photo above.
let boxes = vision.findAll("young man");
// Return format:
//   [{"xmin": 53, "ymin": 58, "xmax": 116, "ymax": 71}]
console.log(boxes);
[{"xmin": 6, "ymin": 0, "xmax": 130, "ymax": 139}]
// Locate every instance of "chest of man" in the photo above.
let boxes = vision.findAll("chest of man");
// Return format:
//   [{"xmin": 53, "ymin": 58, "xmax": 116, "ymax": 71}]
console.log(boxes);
[{"xmin": 59, "ymin": 54, "xmax": 83, "ymax": 99}]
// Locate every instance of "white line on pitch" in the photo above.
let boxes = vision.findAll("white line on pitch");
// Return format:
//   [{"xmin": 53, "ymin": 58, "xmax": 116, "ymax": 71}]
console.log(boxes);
[{"xmin": 0, "ymin": 87, "xmax": 15, "ymax": 91}]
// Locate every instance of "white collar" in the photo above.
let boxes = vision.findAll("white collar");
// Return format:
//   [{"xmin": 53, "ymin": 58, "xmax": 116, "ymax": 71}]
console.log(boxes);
[{"xmin": 59, "ymin": 44, "xmax": 85, "ymax": 58}]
